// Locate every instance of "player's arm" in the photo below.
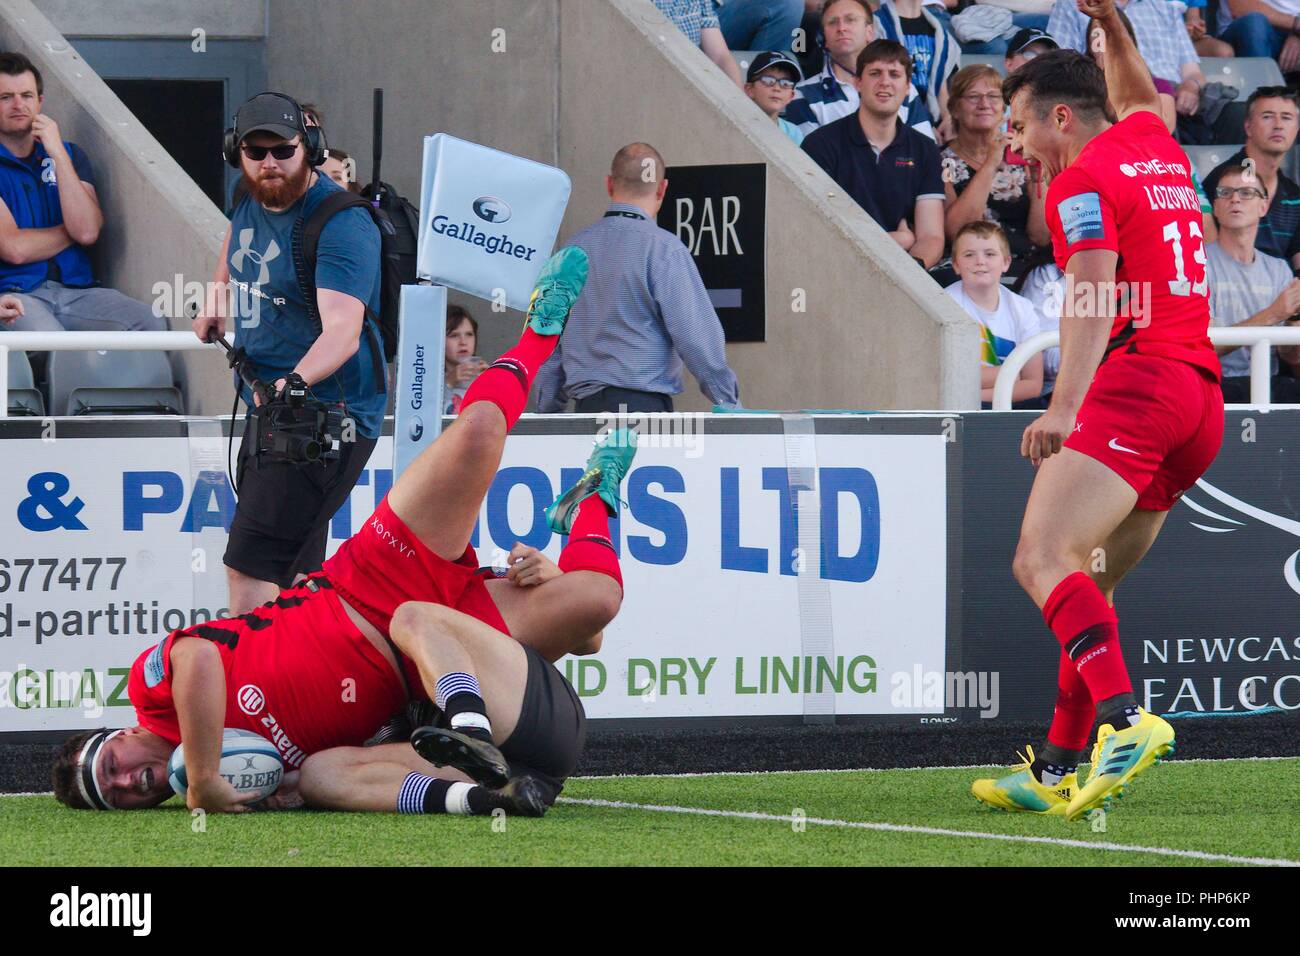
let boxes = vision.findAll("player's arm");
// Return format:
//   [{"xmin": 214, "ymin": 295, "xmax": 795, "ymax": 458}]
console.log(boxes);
[
  {"xmin": 1078, "ymin": 0, "xmax": 1161, "ymax": 121},
  {"xmin": 171, "ymin": 636, "xmax": 251, "ymax": 813},
  {"xmin": 1021, "ymin": 249, "xmax": 1118, "ymax": 463}
]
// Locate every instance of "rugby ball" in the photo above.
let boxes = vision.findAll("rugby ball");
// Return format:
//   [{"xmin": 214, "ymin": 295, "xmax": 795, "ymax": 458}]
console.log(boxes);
[{"xmin": 167, "ymin": 728, "xmax": 285, "ymax": 801}]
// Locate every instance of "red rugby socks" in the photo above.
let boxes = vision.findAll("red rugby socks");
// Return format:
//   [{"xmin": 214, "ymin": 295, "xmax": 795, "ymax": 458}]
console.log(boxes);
[
  {"xmin": 1046, "ymin": 650, "xmax": 1096, "ymax": 753},
  {"xmin": 558, "ymin": 494, "xmax": 623, "ymax": 590},
  {"xmin": 459, "ymin": 328, "xmax": 558, "ymax": 428},
  {"xmin": 1043, "ymin": 571, "xmax": 1133, "ymax": 705}
]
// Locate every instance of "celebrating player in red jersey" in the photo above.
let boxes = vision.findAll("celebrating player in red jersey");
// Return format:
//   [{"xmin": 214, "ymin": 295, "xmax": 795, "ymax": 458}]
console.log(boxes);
[
  {"xmin": 51, "ymin": 247, "xmax": 636, "ymax": 819},
  {"xmin": 971, "ymin": 0, "xmax": 1223, "ymax": 821}
]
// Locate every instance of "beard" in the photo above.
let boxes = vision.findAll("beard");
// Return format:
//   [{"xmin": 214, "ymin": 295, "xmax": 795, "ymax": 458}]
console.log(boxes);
[
  {"xmin": 243, "ymin": 161, "xmax": 311, "ymax": 208},
  {"xmin": 0, "ymin": 115, "xmax": 33, "ymax": 138}
]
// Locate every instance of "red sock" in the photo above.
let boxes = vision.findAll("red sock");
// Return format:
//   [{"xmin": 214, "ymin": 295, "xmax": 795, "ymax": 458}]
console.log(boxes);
[
  {"xmin": 558, "ymin": 495, "xmax": 622, "ymax": 590},
  {"xmin": 1046, "ymin": 651, "xmax": 1095, "ymax": 751},
  {"xmin": 459, "ymin": 328, "xmax": 558, "ymax": 428},
  {"xmin": 1043, "ymin": 571, "xmax": 1132, "ymax": 703}
]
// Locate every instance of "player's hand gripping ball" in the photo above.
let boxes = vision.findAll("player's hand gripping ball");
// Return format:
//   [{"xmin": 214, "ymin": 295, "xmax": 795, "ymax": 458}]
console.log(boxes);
[{"xmin": 168, "ymin": 728, "xmax": 285, "ymax": 803}]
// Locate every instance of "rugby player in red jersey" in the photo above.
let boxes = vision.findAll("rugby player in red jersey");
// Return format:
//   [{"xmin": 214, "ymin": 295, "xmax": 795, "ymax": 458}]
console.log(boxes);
[
  {"xmin": 971, "ymin": 0, "xmax": 1222, "ymax": 821},
  {"xmin": 51, "ymin": 247, "xmax": 636, "ymax": 818}
]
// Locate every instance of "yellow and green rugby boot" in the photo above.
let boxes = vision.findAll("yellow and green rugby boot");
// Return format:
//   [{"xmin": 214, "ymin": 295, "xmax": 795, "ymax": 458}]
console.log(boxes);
[
  {"xmin": 1066, "ymin": 708, "xmax": 1175, "ymax": 822},
  {"xmin": 971, "ymin": 746, "xmax": 1077, "ymax": 816}
]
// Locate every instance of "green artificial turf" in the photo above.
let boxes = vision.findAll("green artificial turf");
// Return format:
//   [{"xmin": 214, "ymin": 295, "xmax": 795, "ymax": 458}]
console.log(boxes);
[{"xmin": 5, "ymin": 758, "xmax": 1295, "ymax": 867}]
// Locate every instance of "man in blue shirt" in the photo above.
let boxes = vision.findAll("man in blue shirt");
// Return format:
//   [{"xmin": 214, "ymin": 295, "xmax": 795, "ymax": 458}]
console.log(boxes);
[
  {"xmin": 0, "ymin": 53, "xmax": 168, "ymax": 357},
  {"xmin": 192, "ymin": 92, "xmax": 385, "ymax": 615},
  {"xmin": 802, "ymin": 40, "xmax": 945, "ymax": 268},
  {"xmin": 534, "ymin": 142, "xmax": 740, "ymax": 413}
]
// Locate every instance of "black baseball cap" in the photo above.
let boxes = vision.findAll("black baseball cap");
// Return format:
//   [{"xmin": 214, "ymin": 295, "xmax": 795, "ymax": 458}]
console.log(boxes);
[
  {"xmin": 746, "ymin": 50, "xmax": 803, "ymax": 84},
  {"xmin": 1006, "ymin": 28, "xmax": 1058, "ymax": 58},
  {"xmin": 233, "ymin": 92, "xmax": 307, "ymax": 144}
]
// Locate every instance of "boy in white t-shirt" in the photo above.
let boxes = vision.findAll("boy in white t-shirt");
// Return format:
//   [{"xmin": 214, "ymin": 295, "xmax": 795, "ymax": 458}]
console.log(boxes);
[{"xmin": 945, "ymin": 220, "xmax": 1043, "ymax": 407}]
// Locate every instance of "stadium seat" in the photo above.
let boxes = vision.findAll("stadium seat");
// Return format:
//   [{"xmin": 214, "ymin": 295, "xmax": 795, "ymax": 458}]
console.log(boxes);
[
  {"xmin": 1198, "ymin": 58, "xmax": 1284, "ymax": 100},
  {"xmin": 48, "ymin": 349, "xmax": 182, "ymax": 416},
  {"xmin": 731, "ymin": 50, "xmax": 762, "ymax": 77},
  {"xmin": 1183, "ymin": 144, "xmax": 1242, "ymax": 182},
  {"xmin": 6, "ymin": 349, "xmax": 44, "ymax": 417},
  {"xmin": 962, "ymin": 54, "xmax": 1005, "ymax": 75}
]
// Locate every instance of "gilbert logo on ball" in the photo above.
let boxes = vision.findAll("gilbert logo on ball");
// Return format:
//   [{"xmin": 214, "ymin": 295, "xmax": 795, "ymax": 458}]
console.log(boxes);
[{"xmin": 416, "ymin": 133, "xmax": 571, "ymax": 311}]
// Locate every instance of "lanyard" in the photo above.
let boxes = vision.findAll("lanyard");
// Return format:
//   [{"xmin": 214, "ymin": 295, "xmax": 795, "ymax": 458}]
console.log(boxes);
[{"xmin": 604, "ymin": 210, "xmax": 646, "ymax": 220}]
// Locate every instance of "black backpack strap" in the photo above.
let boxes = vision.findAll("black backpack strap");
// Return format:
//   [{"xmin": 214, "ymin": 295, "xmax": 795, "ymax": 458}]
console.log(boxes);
[{"xmin": 293, "ymin": 190, "xmax": 385, "ymax": 392}]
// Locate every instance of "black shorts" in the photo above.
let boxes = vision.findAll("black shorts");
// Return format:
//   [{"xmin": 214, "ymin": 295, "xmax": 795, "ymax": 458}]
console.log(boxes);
[
  {"xmin": 224, "ymin": 417, "xmax": 376, "ymax": 588},
  {"xmin": 498, "ymin": 646, "xmax": 586, "ymax": 797}
]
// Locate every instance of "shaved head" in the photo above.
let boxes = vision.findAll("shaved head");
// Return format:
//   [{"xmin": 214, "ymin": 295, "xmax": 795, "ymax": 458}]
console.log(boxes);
[{"xmin": 610, "ymin": 142, "xmax": 666, "ymax": 198}]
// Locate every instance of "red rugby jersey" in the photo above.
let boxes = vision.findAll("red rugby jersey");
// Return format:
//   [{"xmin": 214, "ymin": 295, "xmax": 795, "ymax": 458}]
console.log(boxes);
[
  {"xmin": 127, "ymin": 579, "xmax": 406, "ymax": 767},
  {"xmin": 1044, "ymin": 110, "xmax": 1220, "ymax": 380}
]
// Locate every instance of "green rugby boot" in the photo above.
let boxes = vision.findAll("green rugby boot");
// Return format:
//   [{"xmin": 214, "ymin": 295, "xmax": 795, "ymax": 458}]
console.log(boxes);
[
  {"xmin": 545, "ymin": 427, "xmax": 638, "ymax": 534},
  {"xmin": 525, "ymin": 245, "xmax": 589, "ymax": 336}
]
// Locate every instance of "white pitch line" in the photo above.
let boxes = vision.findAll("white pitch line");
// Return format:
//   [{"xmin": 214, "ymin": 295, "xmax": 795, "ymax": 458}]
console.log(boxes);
[
  {"xmin": 557, "ymin": 797, "xmax": 1300, "ymax": 867},
  {"xmin": 572, "ymin": 754, "xmax": 1300, "ymax": 780}
]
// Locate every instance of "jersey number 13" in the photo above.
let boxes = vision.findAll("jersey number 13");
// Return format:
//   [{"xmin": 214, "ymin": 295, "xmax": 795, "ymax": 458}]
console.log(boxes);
[{"xmin": 1162, "ymin": 220, "xmax": 1208, "ymax": 297}]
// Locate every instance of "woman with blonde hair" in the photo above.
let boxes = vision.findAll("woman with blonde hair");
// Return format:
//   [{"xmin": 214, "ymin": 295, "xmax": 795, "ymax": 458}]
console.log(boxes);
[{"xmin": 940, "ymin": 64, "xmax": 1049, "ymax": 279}]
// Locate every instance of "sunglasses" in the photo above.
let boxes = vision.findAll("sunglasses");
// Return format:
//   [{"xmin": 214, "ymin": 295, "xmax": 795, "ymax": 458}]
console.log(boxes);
[
  {"xmin": 241, "ymin": 142, "xmax": 300, "ymax": 161},
  {"xmin": 754, "ymin": 75, "xmax": 797, "ymax": 90}
]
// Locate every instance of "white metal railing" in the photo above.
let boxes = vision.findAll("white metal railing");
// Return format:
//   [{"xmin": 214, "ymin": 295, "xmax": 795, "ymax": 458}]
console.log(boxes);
[
  {"xmin": 0, "ymin": 331, "xmax": 233, "ymax": 418},
  {"xmin": 992, "ymin": 328, "xmax": 1300, "ymax": 410}
]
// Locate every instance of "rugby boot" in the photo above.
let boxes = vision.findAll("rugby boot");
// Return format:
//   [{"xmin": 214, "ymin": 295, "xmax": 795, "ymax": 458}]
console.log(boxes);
[
  {"xmin": 971, "ymin": 745, "xmax": 1077, "ymax": 816},
  {"xmin": 1066, "ymin": 708, "xmax": 1175, "ymax": 822},
  {"xmin": 479, "ymin": 776, "xmax": 553, "ymax": 817},
  {"xmin": 525, "ymin": 245, "xmax": 589, "ymax": 336},
  {"xmin": 410, "ymin": 725, "xmax": 510, "ymax": 789},
  {"xmin": 545, "ymin": 427, "xmax": 638, "ymax": 534}
]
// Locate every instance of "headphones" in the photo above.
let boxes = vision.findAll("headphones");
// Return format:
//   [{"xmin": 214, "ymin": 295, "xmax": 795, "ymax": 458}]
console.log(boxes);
[{"xmin": 222, "ymin": 91, "xmax": 328, "ymax": 169}]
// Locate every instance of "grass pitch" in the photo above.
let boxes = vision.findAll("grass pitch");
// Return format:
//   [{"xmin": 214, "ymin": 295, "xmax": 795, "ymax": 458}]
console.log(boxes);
[{"xmin": 5, "ymin": 758, "xmax": 1295, "ymax": 867}]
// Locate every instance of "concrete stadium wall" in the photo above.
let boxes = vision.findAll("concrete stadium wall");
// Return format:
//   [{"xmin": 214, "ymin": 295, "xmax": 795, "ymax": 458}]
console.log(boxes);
[
  {"xmin": 2, "ymin": 0, "xmax": 233, "ymax": 413},
  {"xmin": 269, "ymin": 0, "xmax": 979, "ymax": 410},
  {"xmin": 31, "ymin": 0, "xmax": 266, "ymax": 39}
]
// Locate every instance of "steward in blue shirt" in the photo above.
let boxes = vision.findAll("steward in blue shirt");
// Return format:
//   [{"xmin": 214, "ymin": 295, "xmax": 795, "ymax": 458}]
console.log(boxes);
[{"xmin": 192, "ymin": 92, "xmax": 385, "ymax": 613}]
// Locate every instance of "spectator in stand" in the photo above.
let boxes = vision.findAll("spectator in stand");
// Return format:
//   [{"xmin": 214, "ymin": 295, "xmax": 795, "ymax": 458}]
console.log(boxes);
[
  {"xmin": 784, "ymin": 0, "xmax": 935, "ymax": 140},
  {"xmin": 875, "ymin": 0, "xmax": 960, "ymax": 141},
  {"xmin": 1205, "ymin": 166, "xmax": 1300, "ymax": 402},
  {"xmin": 653, "ymin": 0, "xmax": 746, "ymax": 86},
  {"xmin": 320, "ymin": 147, "xmax": 360, "ymax": 194},
  {"xmin": 926, "ymin": 1, "xmax": 1053, "ymax": 57},
  {"xmin": 1202, "ymin": 87, "xmax": 1300, "ymax": 269},
  {"xmin": 1184, "ymin": 0, "xmax": 1234, "ymax": 55},
  {"xmin": 940, "ymin": 64, "xmax": 1049, "ymax": 279},
  {"xmin": 803, "ymin": 40, "xmax": 946, "ymax": 267},
  {"xmin": 534, "ymin": 143, "xmax": 740, "ymax": 414},
  {"xmin": 1047, "ymin": 0, "xmax": 1206, "ymax": 126},
  {"xmin": 443, "ymin": 305, "xmax": 487, "ymax": 415},
  {"xmin": 745, "ymin": 51, "xmax": 807, "ymax": 144},
  {"xmin": 1004, "ymin": 26, "xmax": 1058, "ymax": 72},
  {"xmin": 945, "ymin": 220, "xmax": 1043, "ymax": 407},
  {"xmin": 719, "ymin": 0, "xmax": 806, "ymax": 51},
  {"xmin": 1216, "ymin": 0, "xmax": 1300, "ymax": 64},
  {"xmin": 0, "ymin": 53, "xmax": 170, "ymax": 359}
]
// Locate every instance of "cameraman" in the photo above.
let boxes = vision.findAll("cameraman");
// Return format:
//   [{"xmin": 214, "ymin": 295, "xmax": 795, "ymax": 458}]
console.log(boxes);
[{"xmin": 194, "ymin": 92, "xmax": 386, "ymax": 615}]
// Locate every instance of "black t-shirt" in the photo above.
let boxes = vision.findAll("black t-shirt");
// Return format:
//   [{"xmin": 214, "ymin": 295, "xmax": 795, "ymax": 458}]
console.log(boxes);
[{"xmin": 898, "ymin": 15, "xmax": 937, "ymax": 98}]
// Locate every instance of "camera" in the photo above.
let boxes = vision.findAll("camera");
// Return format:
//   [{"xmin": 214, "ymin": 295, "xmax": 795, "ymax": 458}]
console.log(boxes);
[{"xmin": 212, "ymin": 338, "xmax": 344, "ymax": 467}]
